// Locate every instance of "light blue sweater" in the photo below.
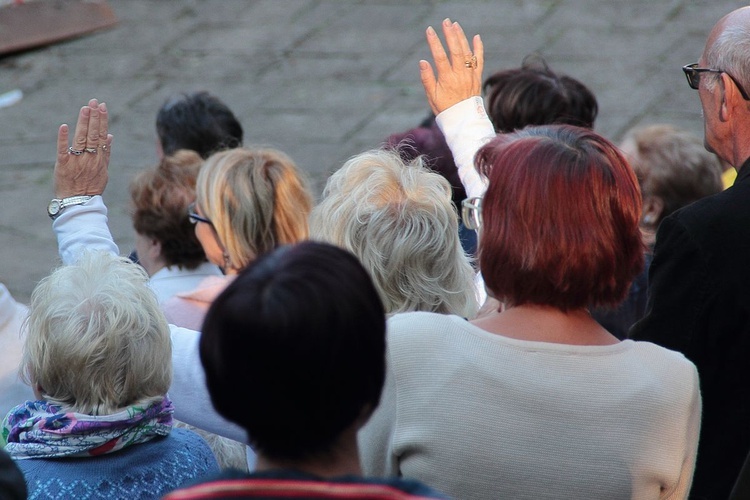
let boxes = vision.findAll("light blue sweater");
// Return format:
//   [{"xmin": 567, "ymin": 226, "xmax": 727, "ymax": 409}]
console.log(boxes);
[{"xmin": 15, "ymin": 428, "xmax": 219, "ymax": 499}]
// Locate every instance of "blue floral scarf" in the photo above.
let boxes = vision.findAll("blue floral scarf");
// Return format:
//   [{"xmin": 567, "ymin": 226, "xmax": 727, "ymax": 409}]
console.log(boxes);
[{"xmin": 2, "ymin": 397, "xmax": 173, "ymax": 459}]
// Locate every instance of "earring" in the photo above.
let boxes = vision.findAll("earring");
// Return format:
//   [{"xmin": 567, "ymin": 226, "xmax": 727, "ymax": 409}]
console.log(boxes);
[
  {"xmin": 223, "ymin": 252, "xmax": 231, "ymax": 270},
  {"xmin": 643, "ymin": 214, "xmax": 655, "ymax": 225}
]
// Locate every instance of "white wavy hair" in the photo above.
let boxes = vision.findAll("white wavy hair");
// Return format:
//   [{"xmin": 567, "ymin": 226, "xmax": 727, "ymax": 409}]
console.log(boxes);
[
  {"xmin": 23, "ymin": 251, "xmax": 172, "ymax": 415},
  {"xmin": 310, "ymin": 149, "xmax": 478, "ymax": 318}
]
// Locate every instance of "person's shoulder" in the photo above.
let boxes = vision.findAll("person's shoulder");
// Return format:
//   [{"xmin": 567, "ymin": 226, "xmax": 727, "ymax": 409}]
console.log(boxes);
[
  {"xmin": 623, "ymin": 340, "xmax": 698, "ymax": 378},
  {"xmin": 672, "ymin": 181, "xmax": 750, "ymax": 227},
  {"xmin": 387, "ymin": 312, "xmax": 469, "ymax": 340}
]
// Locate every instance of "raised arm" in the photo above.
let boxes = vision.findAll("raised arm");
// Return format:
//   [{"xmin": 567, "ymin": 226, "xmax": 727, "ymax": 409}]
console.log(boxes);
[
  {"xmin": 50, "ymin": 100, "xmax": 248, "ymax": 445},
  {"xmin": 52, "ymin": 99, "xmax": 118, "ymax": 262},
  {"xmin": 419, "ymin": 19, "xmax": 495, "ymax": 199}
]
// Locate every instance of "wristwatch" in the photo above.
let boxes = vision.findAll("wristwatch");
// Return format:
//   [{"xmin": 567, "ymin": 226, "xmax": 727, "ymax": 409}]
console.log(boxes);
[{"xmin": 47, "ymin": 195, "xmax": 93, "ymax": 220}]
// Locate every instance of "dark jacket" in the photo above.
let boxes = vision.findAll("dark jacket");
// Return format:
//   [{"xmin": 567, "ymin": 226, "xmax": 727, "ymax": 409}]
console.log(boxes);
[{"xmin": 630, "ymin": 158, "xmax": 750, "ymax": 500}]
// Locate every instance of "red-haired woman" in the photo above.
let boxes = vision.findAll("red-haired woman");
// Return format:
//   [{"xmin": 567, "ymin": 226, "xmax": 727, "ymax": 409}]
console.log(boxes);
[{"xmin": 357, "ymin": 20, "xmax": 701, "ymax": 500}]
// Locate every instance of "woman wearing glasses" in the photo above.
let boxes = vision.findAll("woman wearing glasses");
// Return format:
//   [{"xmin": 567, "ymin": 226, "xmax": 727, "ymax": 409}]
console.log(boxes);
[
  {"xmin": 357, "ymin": 20, "xmax": 701, "ymax": 499},
  {"xmin": 129, "ymin": 150, "xmax": 223, "ymax": 305},
  {"xmin": 163, "ymin": 147, "xmax": 312, "ymax": 331}
]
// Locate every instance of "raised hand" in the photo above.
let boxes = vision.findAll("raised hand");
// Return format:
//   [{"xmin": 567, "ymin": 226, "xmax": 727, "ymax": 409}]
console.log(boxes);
[
  {"xmin": 419, "ymin": 18, "xmax": 484, "ymax": 115},
  {"xmin": 54, "ymin": 98, "xmax": 113, "ymax": 198}
]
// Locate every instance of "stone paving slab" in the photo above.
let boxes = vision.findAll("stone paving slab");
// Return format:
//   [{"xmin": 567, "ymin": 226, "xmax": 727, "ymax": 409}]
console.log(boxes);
[{"xmin": 0, "ymin": 0, "xmax": 742, "ymax": 302}]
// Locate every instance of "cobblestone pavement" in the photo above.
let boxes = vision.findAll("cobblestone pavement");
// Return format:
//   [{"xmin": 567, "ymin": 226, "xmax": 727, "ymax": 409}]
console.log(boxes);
[{"xmin": 0, "ymin": 0, "xmax": 740, "ymax": 301}]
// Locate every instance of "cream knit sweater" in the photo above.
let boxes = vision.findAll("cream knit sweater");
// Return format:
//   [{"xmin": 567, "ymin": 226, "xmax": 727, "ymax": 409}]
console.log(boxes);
[{"xmin": 359, "ymin": 312, "xmax": 701, "ymax": 500}]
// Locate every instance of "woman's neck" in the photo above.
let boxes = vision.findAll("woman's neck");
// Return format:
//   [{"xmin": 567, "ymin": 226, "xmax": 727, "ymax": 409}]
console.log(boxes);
[{"xmin": 471, "ymin": 303, "xmax": 619, "ymax": 346}]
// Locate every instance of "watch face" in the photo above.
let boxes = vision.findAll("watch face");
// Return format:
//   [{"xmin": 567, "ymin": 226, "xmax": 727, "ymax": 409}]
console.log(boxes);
[{"xmin": 48, "ymin": 199, "xmax": 62, "ymax": 216}]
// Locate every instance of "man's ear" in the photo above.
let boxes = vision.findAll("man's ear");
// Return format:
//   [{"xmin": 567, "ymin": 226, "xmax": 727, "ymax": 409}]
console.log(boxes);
[{"xmin": 720, "ymin": 72, "xmax": 735, "ymax": 121}]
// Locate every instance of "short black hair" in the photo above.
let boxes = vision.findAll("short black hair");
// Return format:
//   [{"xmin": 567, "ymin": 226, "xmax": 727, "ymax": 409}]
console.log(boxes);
[
  {"xmin": 483, "ymin": 56, "xmax": 598, "ymax": 133},
  {"xmin": 156, "ymin": 91, "xmax": 243, "ymax": 159},
  {"xmin": 200, "ymin": 242, "xmax": 386, "ymax": 461}
]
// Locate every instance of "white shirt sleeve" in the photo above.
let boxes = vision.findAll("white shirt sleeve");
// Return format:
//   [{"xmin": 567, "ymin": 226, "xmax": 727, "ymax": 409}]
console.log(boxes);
[
  {"xmin": 52, "ymin": 196, "xmax": 119, "ymax": 263},
  {"xmin": 168, "ymin": 325, "xmax": 250, "ymax": 444},
  {"xmin": 434, "ymin": 97, "xmax": 496, "ymax": 199}
]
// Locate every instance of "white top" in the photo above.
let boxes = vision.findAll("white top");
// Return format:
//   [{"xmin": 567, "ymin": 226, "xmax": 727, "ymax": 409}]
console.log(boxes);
[
  {"xmin": 0, "ymin": 284, "xmax": 34, "ymax": 418},
  {"xmin": 149, "ymin": 262, "xmax": 223, "ymax": 305},
  {"xmin": 435, "ymin": 96, "xmax": 496, "ymax": 199},
  {"xmin": 358, "ymin": 312, "xmax": 701, "ymax": 500},
  {"xmin": 53, "ymin": 197, "xmax": 248, "ymax": 444}
]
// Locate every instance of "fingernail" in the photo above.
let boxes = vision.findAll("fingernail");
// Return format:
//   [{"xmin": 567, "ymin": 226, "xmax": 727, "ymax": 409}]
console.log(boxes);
[
  {"xmin": 100, "ymin": 103, "xmax": 107, "ymax": 112},
  {"xmin": 443, "ymin": 18, "xmax": 451, "ymax": 26},
  {"xmin": 81, "ymin": 106, "xmax": 90, "ymax": 116},
  {"xmin": 426, "ymin": 26, "xmax": 435, "ymax": 36}
]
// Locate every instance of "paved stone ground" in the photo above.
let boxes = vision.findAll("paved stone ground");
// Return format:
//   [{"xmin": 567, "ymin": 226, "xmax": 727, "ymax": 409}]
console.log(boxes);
[{"xmin": 0, "ymin": 0, "xmax": 740, "ymax": 302}]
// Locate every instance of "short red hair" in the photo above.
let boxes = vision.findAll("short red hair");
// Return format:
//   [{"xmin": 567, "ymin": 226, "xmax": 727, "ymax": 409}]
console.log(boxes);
[{"xmin": 477, "ymin": 125, "xmax": 644, "ymax": 311}]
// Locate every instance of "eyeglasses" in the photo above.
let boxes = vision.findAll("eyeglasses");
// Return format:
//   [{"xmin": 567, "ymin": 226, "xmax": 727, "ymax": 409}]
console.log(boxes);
[
  {"xmin": 682, "ymin": 63, "xmax": 750, "ymax": 101},
  {"xmin": 187, "ymin": 202, "xmax": 213, "ymax": 226},
  {"xmin": 461, "ymin": 197, "xmax": 483, "ymax": 231}
]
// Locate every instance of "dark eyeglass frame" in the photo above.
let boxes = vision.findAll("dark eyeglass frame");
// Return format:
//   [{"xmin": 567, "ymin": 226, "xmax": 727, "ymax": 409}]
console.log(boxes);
[
  {"xmin": 461, "ymin": 197, "xmax": 483, "ymax": 231},
  {"xmin": 682, "ymin": 63, "xmax": 750, "ymax": 101},
  {"xmin": 187, "ymin": 202, "xmax": 213, "ymax": 226}
]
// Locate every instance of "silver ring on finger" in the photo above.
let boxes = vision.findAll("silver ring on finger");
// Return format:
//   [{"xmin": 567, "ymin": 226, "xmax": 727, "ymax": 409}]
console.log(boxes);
[
  {"xmin": 100, "ymin": 144, "xmax": 109, "ymax": 152},
  {"xmin": 68, "ymin": 147, "xmax": 84, "ymax": 156},
  {"xmin": 84, "ymin": 147, "xmax": 98, "ymax": 154}
]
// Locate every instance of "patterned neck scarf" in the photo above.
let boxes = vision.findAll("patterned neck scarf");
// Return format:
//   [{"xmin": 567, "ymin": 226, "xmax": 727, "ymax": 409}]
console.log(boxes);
[{"xmin": 2, "ymin": 397, "xmax": 174, "ymax": 459}]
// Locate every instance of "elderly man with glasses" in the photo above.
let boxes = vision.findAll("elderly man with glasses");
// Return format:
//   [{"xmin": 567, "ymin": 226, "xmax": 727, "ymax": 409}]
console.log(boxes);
[{"xmin": 630, "ymin": 7, "xmax": 750, "ymax": 500}]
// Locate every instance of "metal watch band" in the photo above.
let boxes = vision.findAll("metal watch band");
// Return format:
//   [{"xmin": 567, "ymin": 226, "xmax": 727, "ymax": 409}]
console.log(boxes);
[{"xmin": 47, "ymin": 195, "xmax": 93, "ymax": 220}]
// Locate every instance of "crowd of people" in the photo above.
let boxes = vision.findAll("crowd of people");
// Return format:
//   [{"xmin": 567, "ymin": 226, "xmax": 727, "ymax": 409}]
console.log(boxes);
[{"xmin": 1, "ymin": 5, "xmax": 749, "ymax": 500}]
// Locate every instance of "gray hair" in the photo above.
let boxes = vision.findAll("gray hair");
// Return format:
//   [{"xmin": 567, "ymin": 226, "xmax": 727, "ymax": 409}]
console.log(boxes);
[
  {"xmin": 310, "ymin": 149, "xmax": 478, "ymax": 318},
  {"xmin": 704, "ymin": 22, "xmax": 750, "ymax": 96},
  {"xmin": 23, "ymin": 251, "xmax": 172, "ymax": 415}
]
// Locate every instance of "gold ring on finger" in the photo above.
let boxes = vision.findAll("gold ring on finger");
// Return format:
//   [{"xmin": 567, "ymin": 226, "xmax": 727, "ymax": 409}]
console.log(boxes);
[
  {"xmin": 464, "ymin": 55, "xmax": 478, "ymax": 69},
  {"xmin": 100, "ymin": 144, "xmax": 109, "ymax": 152}
]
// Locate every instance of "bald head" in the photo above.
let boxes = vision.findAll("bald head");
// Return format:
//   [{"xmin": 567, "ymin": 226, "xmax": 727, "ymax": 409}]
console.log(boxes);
[
  {"xmin": 697, "ymin": 7, "xmax": 750, "ymax": 167},
  {"xmin": 702, "ymin": 7, "xmax": 750, "ymax": 77}
]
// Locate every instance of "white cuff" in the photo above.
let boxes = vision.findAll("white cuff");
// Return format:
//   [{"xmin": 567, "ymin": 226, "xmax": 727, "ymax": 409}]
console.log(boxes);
[
  {"xmin": 436, "ymin": 97, "xmax": 496, "ymax": 199},
  {"xmin": 53, "ymin": 195, "xmax": 119, "ymax": 264}
]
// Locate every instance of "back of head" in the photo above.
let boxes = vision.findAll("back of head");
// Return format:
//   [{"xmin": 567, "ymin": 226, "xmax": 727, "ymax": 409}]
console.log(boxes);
[
  {"xmin": 156, "ymin": 91, "xmax": 243, "ymax": 159},
  {"xmin": 386, "ymin": 116, "xmax": 468, "ymax": 208},
  {"xmin": 200, "ymin": 242, "xmax": 386, "ymax": 461},
  {"xmin": 130, "ymin": 149, "xmax": 207, "ymax": 269},
  {"xmin": 196, "ymin": 147, "xmax": 313, "ymax": 271},
  {"xmin": 483, "ymin": 56, "xmax": 598, "ymax": 133},
  {"xmin": 309, "ymin": 149, "xmax": 477, "ymax": 317},
  {"xmin": 477, "ymin": 125, "xmax": 644, "ymax": 311},
  {"xmin": 24, "ymin": 252, "xmax": 172, "ymax": 415},
  {"xmin": 620, "ymin": 124, "xmax": 724, "ymax": 224}
]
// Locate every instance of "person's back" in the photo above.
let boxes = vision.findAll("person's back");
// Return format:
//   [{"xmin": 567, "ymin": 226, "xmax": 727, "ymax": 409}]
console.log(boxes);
[
  {"xmin": 362, "ymin": 311, "xmax": 698, "ymax": 500},
  {"xmin": 631, "ymin": 180, "xmax": 750, "ymax": 497},
  {"xmin": 17, "ymin": 427, "xmax": 217, "ymax": 499}
]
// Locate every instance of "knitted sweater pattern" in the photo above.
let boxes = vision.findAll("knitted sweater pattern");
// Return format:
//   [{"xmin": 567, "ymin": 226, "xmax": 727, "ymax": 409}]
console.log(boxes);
[{"xmin": 17, "ymin": 428, "xmax": 219, "ymax": 500}]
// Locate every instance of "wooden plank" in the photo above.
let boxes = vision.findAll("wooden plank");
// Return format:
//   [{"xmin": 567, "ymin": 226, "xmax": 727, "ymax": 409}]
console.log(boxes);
[{"xmin": 0, "ymin": 1, "xmax": 118, "ymax": 56}]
